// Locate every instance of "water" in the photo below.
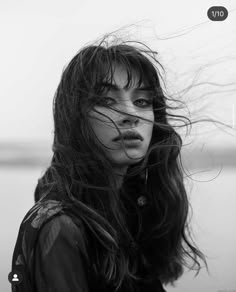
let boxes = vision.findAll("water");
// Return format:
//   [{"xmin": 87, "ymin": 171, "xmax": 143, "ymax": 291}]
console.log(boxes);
[{"xmin": 1, "ymin": 166, "xmax": 236, "ymax": 292}]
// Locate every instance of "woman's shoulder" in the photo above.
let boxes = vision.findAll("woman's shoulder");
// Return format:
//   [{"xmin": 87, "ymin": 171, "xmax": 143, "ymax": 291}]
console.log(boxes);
[
  {"xmin": 20, "ymin": 192, "xmax": 84, "ymax": 231},
  {"xmin": 11, "ymin": 196, "xmax": 88, "ymax": 273},
  {"xmin": 20, "ymin": 196, "xmax": 87, "ymax": 249},
  {"xmin": 10, "ymin": 198, "xmax": 92, "ymax": 291},
  {"xmin": 37, "ymin": 213, "xmax": 88, "ymax": 259},
  {"xmin": 22, "ymin": 198, "xmax": 65, "ymax": 230}
]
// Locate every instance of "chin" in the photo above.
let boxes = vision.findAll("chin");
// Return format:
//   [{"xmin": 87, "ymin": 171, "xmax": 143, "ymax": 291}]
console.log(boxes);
[{"xmin": 114, "ymin": 152, "xmax": 145, "ymax": 166}]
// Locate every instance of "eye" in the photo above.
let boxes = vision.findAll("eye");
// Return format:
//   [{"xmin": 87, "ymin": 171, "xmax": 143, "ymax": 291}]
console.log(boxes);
[
  {"xmin": 135, "ymin": 99, "xmax": 153, "ymax": 107},
  {"xmin": 104, "ymin": 97, "xmax": 115, "ymax": 105},
  {"xmin": 97, "ymin": 97, "xmax": 115, "ymax": 106}
]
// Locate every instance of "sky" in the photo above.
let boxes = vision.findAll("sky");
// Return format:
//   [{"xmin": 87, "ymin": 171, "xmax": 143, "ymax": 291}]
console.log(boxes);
[{"xmin": 0, "ymin": 0, "xmax": 235, "ymax": 149}]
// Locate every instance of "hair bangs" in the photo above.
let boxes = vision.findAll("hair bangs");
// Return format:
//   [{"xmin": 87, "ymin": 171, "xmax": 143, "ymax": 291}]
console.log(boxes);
[
  {"xmin": 108, "ymin": 45, "xmax": 158, "ymax": 90},
  {"xmin": 86, "ymin": 45, "xmax": 159, "ymax": 101}
]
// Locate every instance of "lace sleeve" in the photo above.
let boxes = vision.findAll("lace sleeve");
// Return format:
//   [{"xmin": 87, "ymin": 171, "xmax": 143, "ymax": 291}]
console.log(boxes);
[{"xmin": 34, "ymin": 214, "xmax": 90, "ymax": 292}]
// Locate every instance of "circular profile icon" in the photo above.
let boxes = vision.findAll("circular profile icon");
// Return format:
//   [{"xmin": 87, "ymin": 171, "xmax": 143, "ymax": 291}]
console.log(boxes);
[{"xmin": 8, "ymin": 270, "xmax": 23, "ymax": 285}]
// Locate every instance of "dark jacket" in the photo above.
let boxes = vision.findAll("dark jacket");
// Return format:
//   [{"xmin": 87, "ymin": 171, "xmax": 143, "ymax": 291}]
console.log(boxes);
[{"xmin": 9, "ymin": 186, "xmax": 167, "ymax": 292}]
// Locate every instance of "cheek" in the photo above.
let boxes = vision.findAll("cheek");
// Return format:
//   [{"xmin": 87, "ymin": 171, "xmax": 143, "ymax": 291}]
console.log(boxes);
[
  {"xmin": 144, "ymin": 111, "xmax": 154, "ymax": 129},
  {"xmin": 150, "ymin": 110, "xmax": 155, "ymax": 122},
  {"xmin": 88, "ymin": 113, "xmax": 115, "ymax": 144},
  {"xmin": 90, "ymin": 108, "xmax": 117, "ymax": 126},
  {"xmin": 145, "ymin": 112, "xmax": 154, "ymax": 139}
]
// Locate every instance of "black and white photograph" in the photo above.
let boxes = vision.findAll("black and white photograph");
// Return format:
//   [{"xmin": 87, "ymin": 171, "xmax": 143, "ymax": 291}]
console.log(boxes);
[{"xmin": 1, "ymin": 1, "xmax": 236, "ymax": 291}]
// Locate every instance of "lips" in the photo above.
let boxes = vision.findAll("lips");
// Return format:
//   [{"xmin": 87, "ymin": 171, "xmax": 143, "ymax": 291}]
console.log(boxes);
[{"xmin": 113, "ymin": 130, "xmax": 143, "ymax": 142}]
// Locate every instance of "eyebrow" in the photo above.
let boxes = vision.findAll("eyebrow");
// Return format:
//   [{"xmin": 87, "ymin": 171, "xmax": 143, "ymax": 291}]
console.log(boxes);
[{"xmin": 99, "ymin": 82, "xmax": 154, "ymax": 92}]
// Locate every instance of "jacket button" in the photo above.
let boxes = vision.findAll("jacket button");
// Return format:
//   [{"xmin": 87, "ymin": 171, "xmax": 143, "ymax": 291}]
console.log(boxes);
[{"xmin": 137, "ymin": 195, "xmax": 147, "ymax": 206}]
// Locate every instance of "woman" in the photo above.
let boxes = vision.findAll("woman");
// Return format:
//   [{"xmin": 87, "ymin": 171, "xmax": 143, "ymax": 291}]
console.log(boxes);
[{"xmin": 9, "ymin": 34, "xmax": 208, "ymax": 292}]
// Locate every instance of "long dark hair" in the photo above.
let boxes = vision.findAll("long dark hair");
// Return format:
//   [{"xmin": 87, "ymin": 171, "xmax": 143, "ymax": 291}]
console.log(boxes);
[{"xmin": 34, "ymin": 34, "xmax": 209, "ymax": 290}]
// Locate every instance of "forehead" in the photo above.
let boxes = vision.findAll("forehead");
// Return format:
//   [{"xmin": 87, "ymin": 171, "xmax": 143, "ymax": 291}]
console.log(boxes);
[
  {"xmin": 90, "ymin": 58, "xmax": 157, "ymax": 99},
  {"xmin": 109, "ymin": 65, "xmax": 141, "ymax": 88},
  {"xmin": 100, "ymin": 64, "xmax": 152, "ymax": 93}
]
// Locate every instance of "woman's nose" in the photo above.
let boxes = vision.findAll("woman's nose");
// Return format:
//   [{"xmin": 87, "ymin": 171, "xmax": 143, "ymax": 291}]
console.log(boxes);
[{"xmin": 117, "ymin": 105, "xmax": 139, "ymax": 126}]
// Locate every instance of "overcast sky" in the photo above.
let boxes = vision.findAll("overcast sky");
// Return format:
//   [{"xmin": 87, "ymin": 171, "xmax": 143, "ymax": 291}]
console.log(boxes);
[{"xmin": 0, "ymin": 0, "xmax": 235, "ymax": 149}]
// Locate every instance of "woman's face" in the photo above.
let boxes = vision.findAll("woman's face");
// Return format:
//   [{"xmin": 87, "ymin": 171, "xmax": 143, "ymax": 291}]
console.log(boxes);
[{"xmin": 88, "ymin": 65, "xmax": 154, "ymax": 173}]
